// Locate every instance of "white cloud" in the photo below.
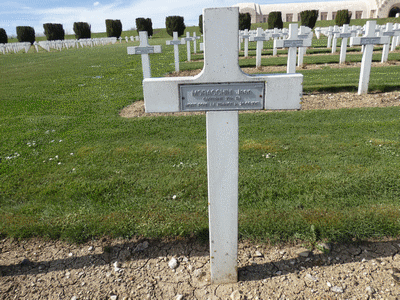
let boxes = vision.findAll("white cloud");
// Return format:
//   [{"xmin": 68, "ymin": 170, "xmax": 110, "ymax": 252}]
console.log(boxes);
[{"xmin": 93, "ymin": 2, "xmax": 100, "ymax": 6}]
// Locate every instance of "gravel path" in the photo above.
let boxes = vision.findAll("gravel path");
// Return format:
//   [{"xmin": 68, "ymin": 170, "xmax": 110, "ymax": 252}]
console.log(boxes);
[{"xmin": 2, "ymin": 237, "xmax": 400, "ymax": 299}]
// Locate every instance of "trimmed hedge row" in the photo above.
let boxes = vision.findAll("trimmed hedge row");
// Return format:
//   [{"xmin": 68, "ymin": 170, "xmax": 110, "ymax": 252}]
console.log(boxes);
[
  {"xmin": 43, "ymin": 23, "xmax": 65, "ymax": 41},
  {"xmin": 239, "ymin": 13, "xmax": 251, "ymax": 30},
  {"xmin": 300, "ymin": 10, "xmax": 319, "ymax": 29},
  {"xmin": 0, "ymin": 28, "xmax": 7, "ymax": 44},
  {"xmin": 73, "ymin": 22, "xmax": 91, "ymax": 39},
  {"xmin": 335, "ymin": 9, "xmax": 352, "ymax": 26},
  {"xmin": 166, "ymin": 16, "xmax": 186, "ymax": 37},
  {"xmin": 268, "ymin": 11, "xmax": 283, "ymax": 29},
  {"xmin": 106, "ymin": 19, "xmax": 122, "ymax": 38},
  {"xmin": 136, "ymin": 18, "xmax": 153, "ymax": 37},
  {"xmin": 16, "ymin": 26, "xmax": 35, "ymax": 44}
]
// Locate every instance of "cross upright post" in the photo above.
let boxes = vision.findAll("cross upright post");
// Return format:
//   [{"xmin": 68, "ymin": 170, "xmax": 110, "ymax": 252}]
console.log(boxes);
[
  {"xmin": 143, "ymin": 7, "xmax": 303, "ymax": 284},
  {"xmin": 127, "ymin": 31, "xmax": 162, "ymax": 79},
  {"xmin": 350, "ymin": 21, "xmax": 390, "ymax": 94},
  {"xmin": 166, "ymin": 31, "xmax": 185, "ymax": 72}
]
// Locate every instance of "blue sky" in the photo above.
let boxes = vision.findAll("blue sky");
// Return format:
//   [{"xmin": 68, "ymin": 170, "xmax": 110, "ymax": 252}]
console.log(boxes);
[{"xmin": 1, "ymin": 0, "xmax": 344, "ymax": 37}]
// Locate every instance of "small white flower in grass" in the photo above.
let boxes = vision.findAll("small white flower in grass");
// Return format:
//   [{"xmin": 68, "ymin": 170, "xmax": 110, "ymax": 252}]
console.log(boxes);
[
  {"xmin": 55, "ymin": 155, "xmax": 58, "ymax": 159},
  {"xmin": 70, "ymin": 153, "xmax": 74, "ymax": 156},
  {"xmin": 58, "ymin": 162, "xmax": 61, "ymax": 165},
  {"xmin": 50, "ymin": 140, "xmax": 54, "ymax": 143},
  {"xmin": 49, "ymin": 158, "xmax": 53, "ymax": 161},
  {"xmin": 72, "ymin": 168, "xmax": 76, "ymax": 171},
  {"xmin": 172, "ymin": 195, "xmax": 177, "ymax": 200},
  {"xmin": 59, "ymin": 140, "xmax": 62, "ymax": 143}
]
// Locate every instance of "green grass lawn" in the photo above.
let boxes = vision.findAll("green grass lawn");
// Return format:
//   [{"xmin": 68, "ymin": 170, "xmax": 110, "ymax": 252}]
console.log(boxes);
[{"xmin": 1, "ymin": 33, "xmax": 400, "ymax": 244}]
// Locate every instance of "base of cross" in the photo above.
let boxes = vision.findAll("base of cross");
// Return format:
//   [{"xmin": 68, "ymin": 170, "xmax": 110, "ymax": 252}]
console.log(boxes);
[{"xmin": 143, "ymin": 7, "xmax": 303, "ymax": 284}]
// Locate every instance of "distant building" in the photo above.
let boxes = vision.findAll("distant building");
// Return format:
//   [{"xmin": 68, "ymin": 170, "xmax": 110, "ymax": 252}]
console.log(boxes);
[{"xmin": 233, "ymin": 0, "xmax": 400, "ymax": 23}]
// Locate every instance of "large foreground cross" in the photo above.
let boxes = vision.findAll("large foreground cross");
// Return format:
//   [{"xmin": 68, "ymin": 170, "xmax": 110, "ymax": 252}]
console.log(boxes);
[{"xmin": 143, "ymin": 7, "xmax": 302, "ymax": 284}]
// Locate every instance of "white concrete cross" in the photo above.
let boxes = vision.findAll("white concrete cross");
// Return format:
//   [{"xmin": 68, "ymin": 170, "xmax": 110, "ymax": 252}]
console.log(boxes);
[
  {"xmin": 240, "ymin": 29, "xmax": 250, "ymax": 57},
  {"xmin": 271, "ymin": 28, "xmax": 282, "ymax": 56},
  {"xmin": 192, "ymin": 32, "xmax": 200, "ymax": 54},
  {"xmin": 127, "ymin": 31, "xmax": 162, "ymax": 79},
  {"xmin": 297, "ymin": 26, "xmax": 312, "ymax": 68},
  {"xmin": 381, "ymin": 23, "xmax": 394, "ymax": 63},
  {"xmin": 326, "ymin": 26, "xmax": 334, "ymax": 48},
  {"xmin": 166, "ymin": 31, "xmax": 185, "ymax": 72},
  {"xmin": 350, "ymin": 21, "xmax": 390, "ymax": 95},
  {"xmin": 181, "ymin": 32, "xmax": 195, "ymax": 62},
  {"xmin": 143, "ymin": 7, "xmax": 302, "ymax": 284},
  {"xmin": 249, "ymin": 28, "xmax": 270, "ymax": 68},
  {"xmin": 335, "ymin": 24, "xmax": 352, "ymax": 64},
  {"xmin": 314, "ymin": 27, "xmax": 321, "ymax": 39},
  {"xmin": 331, "ymin": 26, "xmax": 341, "ymax": 53},
  {"xmin": 275, "ymin": 23, "xmax": 312, "ymax": 74},
  {"xmin": 391, "ymin": 24, "xmax": 400, "ymax": 51}
]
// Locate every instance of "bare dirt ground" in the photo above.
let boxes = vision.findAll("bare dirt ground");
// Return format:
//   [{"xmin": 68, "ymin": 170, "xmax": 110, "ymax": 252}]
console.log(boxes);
[{"xmin": 2, "ymin": 65, "xmax": 400, "ymax": 300}]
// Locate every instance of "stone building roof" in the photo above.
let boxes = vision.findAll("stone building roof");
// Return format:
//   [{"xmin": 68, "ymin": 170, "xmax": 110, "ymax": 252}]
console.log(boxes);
[{"xmin": 233, "ymin": 0, "xmax": 400, "ymax": 22}]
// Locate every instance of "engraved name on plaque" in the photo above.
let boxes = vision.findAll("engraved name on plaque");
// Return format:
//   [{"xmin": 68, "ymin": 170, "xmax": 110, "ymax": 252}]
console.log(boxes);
[{"xmin": 180, "ymin": 82, "xmax": 264, "ymax": 111}]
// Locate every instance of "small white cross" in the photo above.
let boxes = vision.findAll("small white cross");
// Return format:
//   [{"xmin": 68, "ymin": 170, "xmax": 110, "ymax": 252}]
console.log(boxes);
[
  {"xmin": 127, "ymin": 31, "xmax": 162, "ymax": 79},
  {"xmin": 350, "ymin": 21, "xmax": 390, "ymax": 95},
  {"xmin": 297, "ymin": 26, "xmax": 312, "ymax": 68},
  {"xmin": 249, "ymin": 28, "xmax": 270, "ymax": 68},
  {"xmin": 381, "ymin": 23, "xmax": 394, "ymax": 63},
  {"xmin": 335, "ymin": 24, "xmax": 352, "ymax": 64},
  {"xmin": 239, "ymin": 29, "xmax": 250, "ymax": 57},
  {"xmin": 166, "ymin": 32, "xmax": 185, "ymax": 72},
  {"xmin": 181, "ymin": 32, "xmax": 196, "ymax": 62},
  {"xmin": 275, "ymin": 23, "xmax": 311, "ymax": 73}
]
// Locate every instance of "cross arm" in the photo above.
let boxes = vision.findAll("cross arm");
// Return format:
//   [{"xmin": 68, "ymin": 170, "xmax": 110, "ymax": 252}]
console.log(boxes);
[{"xmin": 143, "ymin": 73, "xmax": 303, "ymax": 113}]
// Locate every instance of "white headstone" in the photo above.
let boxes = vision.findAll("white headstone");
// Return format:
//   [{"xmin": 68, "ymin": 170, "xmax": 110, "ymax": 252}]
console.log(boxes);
[
  {"xmin": 297, "ymin": 26, "xmax": 312, "ymax": 68},
  {"xmin": 331, "ymin": 26, "xmax": 340, "ymax": 53},
  {"xmin": 335, "ymin": 24, "xmax": 352, "ymax": 64},
  {"xmin": 350, "ymin": 21, "xmax": 390, "ymax": 94},
  {"xmin": 181, "ymin": 32, "xmax": 195, "ymax": 62},
  {"xmin": 166, "ymin": 31, "xmax": 184, "ymax": 72},
  {"xmin": 193, "ymin": 32, "xmax": 200, "ymax": 54},
  {"xmin": 142, "ymin": 7, "xmax": 303, "ymax": 284},
  {"xmin": 271, "ymin": 28, "xmax": 281, "ymax": 56},
  {"xmin": 381, "ymin": 23, "xmax": 394, "ymax": 63},
  {"xmin": 240, "ymin": 29, "xmax": 250, "ymax": 57},
  {"xmin": 127, "ymin": 31, "xmax": 162, "ymax": 79},
  {"xmin": 391, "ymin": 23, "xmax": 400, "ymax": 51},
  {"xmin": 249, "ymin": 28, "xmax": 270, "ymax": 68}
]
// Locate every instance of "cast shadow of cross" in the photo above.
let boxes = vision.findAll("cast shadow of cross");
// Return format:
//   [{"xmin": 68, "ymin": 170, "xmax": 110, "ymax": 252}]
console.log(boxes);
[
  {"xmin": 238, "ymin": 239, "xmax": 400, "ymax": 282},
  {"xmin": 1, "ymin": 237, "xmax": 400, "ymax": 282},
  {"xmin": 0, "ymin": 237, "xmax": 208, "ymax": 278}
]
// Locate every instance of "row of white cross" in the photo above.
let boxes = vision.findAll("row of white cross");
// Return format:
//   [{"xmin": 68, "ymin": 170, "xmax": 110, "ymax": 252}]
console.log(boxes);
[
  {"xmin": 129, "ymin": 20, "xmax": 397, "ymax": 95},
  {"xmin": 0, "ymin": 36, "xmax": 136, "ymax": 54}
]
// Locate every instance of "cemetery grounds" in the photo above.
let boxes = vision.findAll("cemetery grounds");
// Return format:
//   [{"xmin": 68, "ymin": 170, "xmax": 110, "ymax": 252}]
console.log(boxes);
[{"xmin": 1, "ymin": 23, "xmax": 400, "ymax": 298}]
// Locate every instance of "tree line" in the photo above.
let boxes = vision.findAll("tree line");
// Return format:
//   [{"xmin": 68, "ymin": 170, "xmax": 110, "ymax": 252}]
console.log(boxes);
[{"xmin": 0, "ymin": 10, "xmax": 353, "ymax": 45}]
